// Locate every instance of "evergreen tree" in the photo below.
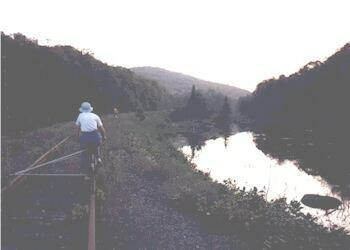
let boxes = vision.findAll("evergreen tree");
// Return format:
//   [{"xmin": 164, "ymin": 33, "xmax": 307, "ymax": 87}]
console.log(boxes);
[
  {"xmin": 170, "ymin": 85, "xmax": 209, "ymax": 121},
  {"xmin": 185, "ymin": 86, "xmax": 209, "ymax": 120},
  {"xmin": 215, "ymin": 96, "xmax": 232, "ymax": 137}
]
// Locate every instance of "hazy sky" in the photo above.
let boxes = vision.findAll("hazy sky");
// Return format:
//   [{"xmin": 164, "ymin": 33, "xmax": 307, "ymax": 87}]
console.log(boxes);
[{"xmin": 2, "ymin": 0, "xmax": 350, "ymax": 91}]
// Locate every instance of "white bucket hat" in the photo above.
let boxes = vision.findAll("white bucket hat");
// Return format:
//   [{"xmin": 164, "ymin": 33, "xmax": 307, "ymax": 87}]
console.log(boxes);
[{"xmin": 79, "ymin": 102, "xmax": 93, "ymax": 113}]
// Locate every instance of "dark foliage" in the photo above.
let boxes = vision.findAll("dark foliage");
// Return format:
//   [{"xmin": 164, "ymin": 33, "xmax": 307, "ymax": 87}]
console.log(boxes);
[
  {"xmin": 215, "ymin": 97, "xmax": 232, "ymax": 133},
  {"xmin": 183, "ymin": 131, "xmax": 207, "ymax": 158},
  {"xmin": 1, "ymin": 33, "xmax": 167, "ymax": 134},
  {"xmin": 170, "ymin": 86, "xmax": 210, "ymax": 121},
  {"xmin": 239, "ymin": 43, "xmax": 350, "ymax": 135},
  {"xmin": 214, "ymin": 97, "xmax": 233, "ymax": 146}
]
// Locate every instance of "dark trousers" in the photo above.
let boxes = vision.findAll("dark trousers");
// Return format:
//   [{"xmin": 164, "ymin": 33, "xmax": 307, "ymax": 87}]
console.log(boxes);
[{"xmin": 80, "ymin": 131, "xmax": 101, "ymax": 174}]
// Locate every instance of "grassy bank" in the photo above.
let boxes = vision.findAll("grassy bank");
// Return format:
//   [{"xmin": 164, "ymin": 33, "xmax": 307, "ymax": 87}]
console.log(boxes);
[{"xmin": 2, "ymin": 111, "xmax": 349, "ymax": 249}]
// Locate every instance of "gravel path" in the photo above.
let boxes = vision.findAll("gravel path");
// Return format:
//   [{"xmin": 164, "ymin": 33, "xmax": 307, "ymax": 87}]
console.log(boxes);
[{"xmin": 99, "ymin": 148, "xmax": 243, "ymax": 250}]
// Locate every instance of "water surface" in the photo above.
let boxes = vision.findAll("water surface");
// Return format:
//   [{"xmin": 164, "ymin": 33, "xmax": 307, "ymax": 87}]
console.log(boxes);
[{"xmin": 182, "ymin": 132, "xmax": 350, "ymax": 232}]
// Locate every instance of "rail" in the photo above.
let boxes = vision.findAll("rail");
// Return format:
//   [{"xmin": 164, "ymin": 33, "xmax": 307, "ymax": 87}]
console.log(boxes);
[{"xmin": 88, "ymin": 156, "xmax": 96, "ymax": 250}]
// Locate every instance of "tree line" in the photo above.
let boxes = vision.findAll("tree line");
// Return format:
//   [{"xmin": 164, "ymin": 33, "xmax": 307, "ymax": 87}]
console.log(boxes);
[
  {"xmin": 1, "ymin": 33, "xmax": 169, "ymax": 134},
  {"xmin": 238, "ymin": 43, "xmax": 350, "ymax": 138}
]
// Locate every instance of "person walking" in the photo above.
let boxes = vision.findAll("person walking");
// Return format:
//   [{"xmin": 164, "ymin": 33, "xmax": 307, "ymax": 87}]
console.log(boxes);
[
  {"xmin": 75, "ymin": 102, "xmax": 106, "ymax": 178},
  {"xmin": 113, "ymin": 107, "xmax": 119, "ymax": 118}
]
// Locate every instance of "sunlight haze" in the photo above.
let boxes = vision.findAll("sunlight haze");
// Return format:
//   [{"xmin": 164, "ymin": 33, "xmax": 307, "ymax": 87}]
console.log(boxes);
[{"xmin": 1, "ymin": 0, "xmax": 350, "ymax": 91}]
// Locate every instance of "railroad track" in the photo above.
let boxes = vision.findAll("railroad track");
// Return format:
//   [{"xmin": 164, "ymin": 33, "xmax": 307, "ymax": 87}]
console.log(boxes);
[{"xmin": 2, "ymin": 136, "xmax": 97, "ymax": 250}]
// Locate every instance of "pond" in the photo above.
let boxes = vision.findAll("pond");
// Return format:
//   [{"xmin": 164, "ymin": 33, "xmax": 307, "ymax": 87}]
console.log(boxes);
[{"xmin": 181, "ymin": 132, "xmax": 350, "ymax": 232}]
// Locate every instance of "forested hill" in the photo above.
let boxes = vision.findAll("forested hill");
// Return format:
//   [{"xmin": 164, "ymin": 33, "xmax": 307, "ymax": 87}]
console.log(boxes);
[
  {"xmin": 131, "ymin": 67, "xmax": 250, "ymax": 98},
  {"xmin": 239, "ymin": 43, "xmax": 350, "ymax": 137},
  {"xmin": 1, "ymin": 33, "xmax": 169, "ymax": 134}
]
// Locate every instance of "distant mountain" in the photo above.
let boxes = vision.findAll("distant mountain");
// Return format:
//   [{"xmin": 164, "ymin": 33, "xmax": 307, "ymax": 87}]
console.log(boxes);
[
  {"xmin": 1, "ymin": 33, "xmax": 169, "ymax": 134},
  {"xmin": 131, "ymin": 67, "xmax": 250, "ymax": 99}
]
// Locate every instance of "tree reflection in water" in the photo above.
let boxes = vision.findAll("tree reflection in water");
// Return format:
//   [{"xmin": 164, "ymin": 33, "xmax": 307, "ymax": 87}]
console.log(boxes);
[
  {"xmin": 181, "ymin": 131, "xmax": 350, "ymax": 232},
  {"xmin": 183, "ymin": 132, "xmax": 206, "ymax": 159},
  {"xmin": 253, "ymin": 129, "xmax": 350, "ymax": 199}
]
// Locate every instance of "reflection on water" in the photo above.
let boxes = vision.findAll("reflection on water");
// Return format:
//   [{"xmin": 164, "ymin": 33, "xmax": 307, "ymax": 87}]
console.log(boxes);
[
  {"xmin": 253, "ymin": 130, "xmax": 350, "ymax": 197},
  {"xmin": 182, "ymin": 132, "xmax": 350, "ymax": 232}
]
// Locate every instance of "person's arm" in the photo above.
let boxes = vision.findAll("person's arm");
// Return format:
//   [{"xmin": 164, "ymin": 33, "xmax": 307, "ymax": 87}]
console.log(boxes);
[
  {"xmin": 76, "ymin": 125, "xmax": 81, "ymax": 138},
  {"xmin": 98, "ymin": 125, "xmax": 107, "ymax": 141},
  {"xmin": 75, "ymin": 115, "xmax": 81, "ymax": 139},
  {"xmin": 96, "ymin": 115, "xmax": 106, "ymax": 141}
]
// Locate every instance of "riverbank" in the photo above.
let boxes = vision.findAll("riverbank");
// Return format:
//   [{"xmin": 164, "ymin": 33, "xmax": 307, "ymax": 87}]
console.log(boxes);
[{"xmin": 2, "ymin": 111, "xmax": 349, "ymax": 249}]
